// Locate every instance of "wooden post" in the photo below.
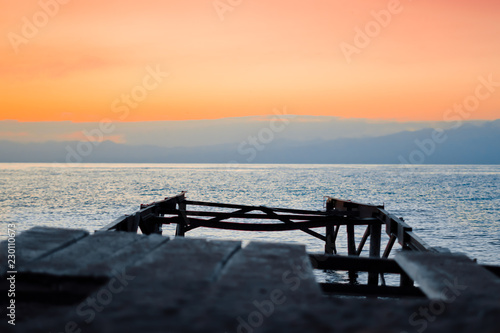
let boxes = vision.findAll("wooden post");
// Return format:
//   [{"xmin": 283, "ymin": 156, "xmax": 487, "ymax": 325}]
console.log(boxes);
[
  {"xmin": 346, "ymin": 223, "xmax": 357, "ymax": 283},
  {"xmin": 325, "ymin": 225, "xmax": 337, "ymax": 254},
  {"xmin": 346, "ymin": 224, "xmax": 356, "ymax": 256},
  {"xmin": 176, "ymin": 198, "xmax": 188, "ymax": 237},
  {"xmin": 325, "ymin": 198, "xmax": 336, "ymax": 254},
  {"xmin": 368, "ymin": 222, "xmax": 382, "ymax": 285}
]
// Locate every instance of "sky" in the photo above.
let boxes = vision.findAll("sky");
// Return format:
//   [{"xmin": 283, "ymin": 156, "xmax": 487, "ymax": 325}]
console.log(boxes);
[{"xmin": 1, "ymin": 0, "xmax": 500, "ymax": 127}]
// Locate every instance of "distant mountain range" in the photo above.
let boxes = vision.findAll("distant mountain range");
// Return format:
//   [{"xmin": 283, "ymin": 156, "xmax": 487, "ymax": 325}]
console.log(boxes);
[{"xmin": 1, "ymin": 119, "xmax": 499, "ymax": 164}]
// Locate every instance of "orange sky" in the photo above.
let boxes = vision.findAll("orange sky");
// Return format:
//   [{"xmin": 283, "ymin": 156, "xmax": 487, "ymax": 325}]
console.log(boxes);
[{"xmin": 1, "ymin": 0, "xmax": 500, "ymax": 122}]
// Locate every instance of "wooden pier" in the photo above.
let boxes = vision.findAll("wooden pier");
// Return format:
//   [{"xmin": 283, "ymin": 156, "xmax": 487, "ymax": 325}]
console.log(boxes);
[{"xmin": 1, "ymin": 193, "xmax": 499, "ymax": 332}]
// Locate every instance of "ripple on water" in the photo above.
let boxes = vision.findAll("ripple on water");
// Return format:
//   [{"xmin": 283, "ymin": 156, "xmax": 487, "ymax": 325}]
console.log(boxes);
[{"xmin": 0, "ymin": 163, "xmax": 499, "ymax": 266}]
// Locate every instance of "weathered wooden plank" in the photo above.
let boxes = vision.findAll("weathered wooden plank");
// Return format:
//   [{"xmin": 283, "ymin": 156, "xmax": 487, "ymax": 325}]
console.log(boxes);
[
  {"xmin": 319, "ymin": 282, "xmax": 424, "ymax": 298},
  {"xmin": 192, "ymin": 242, "xmax": 323, "ymax": 333},
  {"xmin": 21, "ymin": 231, "xmax": 153, "ymax": 277},
  {"xmin": 11, "ymin": 233, "xmax": 169, "ymax": 306},
  {"xmin": 127, "ymin": 237, "xmax": 242, "ymax": 282},
  {"xmin": 79, "ymin": 233, "xmax": 169, "ymax": 275},
  {"xmin": 309, "ymin": 254, "xmax": 404, "ymax": 274},
  {"xmin": 73, "ymin": 238, "xmax": 242, "ymax": 332},
  {"xmin": 395, "ymin": 252, "xmax": 500, "ymax": 302},
  {"xmin": 211, "ymin": 242, "xmax": 322, "ymax": 302},
  {"xmin": 8, "ymin": 233, "xmax": 500, "ymax": 333},
  {"xmin": 0, "ymin": 227, "xmax": 89, "ymax": 276}
]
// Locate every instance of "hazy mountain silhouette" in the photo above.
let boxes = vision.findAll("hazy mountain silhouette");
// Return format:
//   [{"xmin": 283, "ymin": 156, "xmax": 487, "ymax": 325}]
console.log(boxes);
[{"xmin": 1, "ymin": 120, "xmax": 499, "ymax": 164}]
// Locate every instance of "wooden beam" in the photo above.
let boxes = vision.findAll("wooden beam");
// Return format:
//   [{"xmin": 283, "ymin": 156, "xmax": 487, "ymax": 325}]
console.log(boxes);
[
  {"xmin": 309, "ymin": 254, "xmax": 404, "ymax": 274},
  {"xmin": 319, "ymin": 282, "xmax": 424, "ymax": 298},
  {"xmin": 383, "ymin": 235, "xmax": 397, "ymax": 258},
  {"xmin": 168, "ymin": 211, "xmax": 378, "ymax": 225},
  {"xmin": 258, "ymin": 207, "xmax": 327, "ymax": 241},
  {"xmin": 184, "ymin": 208, "xmax": 254, "ymax": 232},
  {"xmin": 185, "ymin": 200, "xmax": 329, "ymax": 215},
  {"xmin": 325, "ymin": 197, "xmax": 382, "ymax": 218},
  {"xmin": 163, "ymin": 210, "xmax": 336, "ymax": 221},
  {"xmin": 404, "ymin": 231, "xmax": 435, "ymax": 252},
  {"xmin": 165, "ymin": 217, "xmax": 343, "ymax": 234},
  {"xmin": 356, "ymin": 226, "xmax": 371, "ymax": 255}
]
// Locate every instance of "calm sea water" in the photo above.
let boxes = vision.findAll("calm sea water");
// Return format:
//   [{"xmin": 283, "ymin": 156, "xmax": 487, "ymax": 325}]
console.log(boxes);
[{"xmin": 1, "ymin": 163, "xmax": 499, "ymax": 268}]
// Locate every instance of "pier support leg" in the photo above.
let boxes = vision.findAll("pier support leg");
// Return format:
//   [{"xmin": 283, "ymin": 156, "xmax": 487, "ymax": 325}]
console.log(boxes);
[
  {"xmin": 368, "ymin": 222, "xmax": 381, "ymax": 286},
  {"xmin": 176, "ymin": 200, "xmax": 188, "ymax": 236},
  {"xmin": 346, "ymin": 224, "xmax": 358, "ymax": 283},
  {"xmin": 346, "ymin": 224, "xmax": 356, "ymax": 256},
  {"xmin": 325, "ymin": 225, "xmax": 338, "ymax": 254}
]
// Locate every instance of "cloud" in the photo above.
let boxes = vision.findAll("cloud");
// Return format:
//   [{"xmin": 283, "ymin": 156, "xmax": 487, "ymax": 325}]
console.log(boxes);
[
  {"xmin": 58, "ymin": 131, "xmax": 125, "ymax": 143},
  {"xmin": 0, "ymin": 131, "xmax": 29, "ymax": 139}
]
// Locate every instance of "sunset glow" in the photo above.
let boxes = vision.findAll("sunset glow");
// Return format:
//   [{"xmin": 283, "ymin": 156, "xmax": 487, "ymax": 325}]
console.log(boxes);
[{"xmin": 1, "ymin": 0, "xmax": 500, "ymax": 123}]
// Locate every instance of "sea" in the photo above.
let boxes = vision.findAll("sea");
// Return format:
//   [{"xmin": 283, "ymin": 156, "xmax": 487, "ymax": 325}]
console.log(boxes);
[{"xmin": 1, "ymin": 163, "xmax": 499, "ymax": 271}]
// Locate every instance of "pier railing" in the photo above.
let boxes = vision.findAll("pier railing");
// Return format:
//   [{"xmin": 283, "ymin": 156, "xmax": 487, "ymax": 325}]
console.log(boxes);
[
  {"xmin": 100, "ymin": 192, "xmax": 436, "ymax": 257},
  {"xmin": 98, "ymin": 192, "xmax": 498, "ymax": 297}
]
